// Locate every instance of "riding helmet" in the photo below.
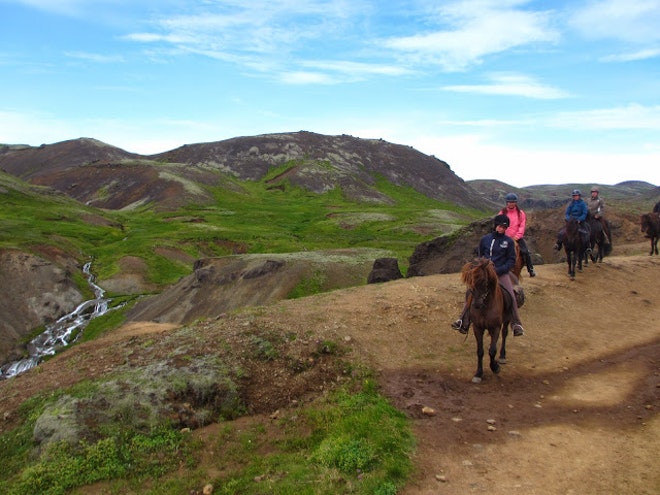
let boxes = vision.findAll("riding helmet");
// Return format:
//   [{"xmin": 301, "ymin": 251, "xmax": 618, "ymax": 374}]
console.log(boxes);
[
  {"xmin": 493, "ymin": 214, "xmax": 510, "ymax": 228},
  {"xmin": 591, "ymin": 186, "xmax": 599, "ymax": 193},
  {"xmin": 571, "ymin": 189, "xmax": 581, "ymax": 196},
  {"xmin": 505, "ymin": 193, "xmax": 518, "ymax": 202}
]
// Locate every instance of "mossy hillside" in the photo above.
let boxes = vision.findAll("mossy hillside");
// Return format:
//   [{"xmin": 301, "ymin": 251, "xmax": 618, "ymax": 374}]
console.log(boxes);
[{"xmin": 1, "ymin": 167, "xmax": 483, "ymax": 289}]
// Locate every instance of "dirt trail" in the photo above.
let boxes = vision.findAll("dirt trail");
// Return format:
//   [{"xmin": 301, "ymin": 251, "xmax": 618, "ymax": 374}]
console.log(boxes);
[{"xmin": 1, "ymin": 254, "xmax": 658, "ymax": 495}]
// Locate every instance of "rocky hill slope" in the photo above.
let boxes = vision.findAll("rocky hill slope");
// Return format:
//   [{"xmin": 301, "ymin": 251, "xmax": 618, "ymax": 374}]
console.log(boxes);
[{"xmin": 1, "ymin": 132, "xmax": 493, "ymax": 211}]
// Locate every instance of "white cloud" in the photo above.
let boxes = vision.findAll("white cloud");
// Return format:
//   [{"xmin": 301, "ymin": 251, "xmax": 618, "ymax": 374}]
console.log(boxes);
[
  {"xmin": 64, "ymin": 51, "xmax": 125, "ymax": 63},
  {"xmin": 443, "ymin": 73, "xmax": 570, "ymax": 99},
  {"xmin": 382, "ymin": 2, "xmax": 558, "ymax": 71},
  {"xmin": 302, "ymin": 60, "xmax": 413, "ymax": 77},
  {"xmin": 601, "ymin": 47, "xmax": 660, "ymax": 62},
  {"xmin": 548, "ymin": 104, "xmax": 660, "ymax": 130},
  {"xmin": 569, "ymin": 0, "xmax": 660, "ymax": 43},
  {"xmin": 406, "ymin": 133, "xmax": 660, "ymax": 186},
  {"xmin": 279, "ymin": 71, "xmax": 336, "ymax": 85}
]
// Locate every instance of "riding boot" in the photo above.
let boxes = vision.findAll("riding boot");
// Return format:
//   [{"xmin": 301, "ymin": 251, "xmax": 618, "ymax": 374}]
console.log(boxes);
[
  {"xmin": 451, "ymin": 295, "xmax": 471, "ymax": 334},
  {"xmin": 604, "ymin": 226, "xmax": 611, "ymax": 245},
  {"xmin": 451, "ymin": 312, "xmax": 470, "ymax": 334},
  {"xmin": 524, "ymin": 252, "xmax": 536, "ymax": 277}
]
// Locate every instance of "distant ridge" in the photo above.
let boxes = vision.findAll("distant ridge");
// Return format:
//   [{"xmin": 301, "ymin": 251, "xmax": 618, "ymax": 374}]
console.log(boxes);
[{"xmin": 0, "ymin": 131, "xmax": 495, "ymax": 211}]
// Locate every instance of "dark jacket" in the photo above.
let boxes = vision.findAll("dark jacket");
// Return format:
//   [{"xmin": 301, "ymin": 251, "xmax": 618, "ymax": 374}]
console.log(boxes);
[
  {"xmin": 565, "ymin": 199, "xmax": 588, "ymax": 222},
  {"xmin": 477, "ymin": 231, "xmax": 516, "ymax": 276}
]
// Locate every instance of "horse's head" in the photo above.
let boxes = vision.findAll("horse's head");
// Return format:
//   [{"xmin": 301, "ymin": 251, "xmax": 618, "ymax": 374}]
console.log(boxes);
[
  {"xmin": 641, "ymin": 214, "xmax": 651, "ymax": 234},
  {"xmin": 461, "ymin": 258, "xmax": 498, "ymax": 309}
]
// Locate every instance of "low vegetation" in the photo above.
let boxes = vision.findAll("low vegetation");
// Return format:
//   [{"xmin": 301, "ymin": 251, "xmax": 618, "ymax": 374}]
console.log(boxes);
[
  {"xmin": 1, "ymin": 168, "xmax": 480, "ymax": 289},
  {"xmin": 0, "ymin": 366, "xmax": 413, "ymax": 495}
]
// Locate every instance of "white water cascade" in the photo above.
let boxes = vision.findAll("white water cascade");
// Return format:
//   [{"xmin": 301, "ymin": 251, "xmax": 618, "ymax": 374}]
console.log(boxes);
[{"xmin": 1, "ymin": 262, "xmax": 113, "ymax": 379}]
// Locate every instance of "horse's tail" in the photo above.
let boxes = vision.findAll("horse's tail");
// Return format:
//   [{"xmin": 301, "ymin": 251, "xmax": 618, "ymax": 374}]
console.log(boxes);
[{"xmin": 604, "ymin": 243, "xmax": 612, "ymax": 256}]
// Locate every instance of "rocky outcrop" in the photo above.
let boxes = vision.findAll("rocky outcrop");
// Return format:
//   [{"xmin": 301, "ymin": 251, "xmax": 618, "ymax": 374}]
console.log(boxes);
[
  {"xmin": 126, "ymin": 249, "xmax": 387, "ymax": 325},
  {"xmin": 0, "ymin": 249, "xmax": 83, "ymax": 364},
  {"xmin": 367, "ymin": 258, "xmax": 403, "ymax": 283}
]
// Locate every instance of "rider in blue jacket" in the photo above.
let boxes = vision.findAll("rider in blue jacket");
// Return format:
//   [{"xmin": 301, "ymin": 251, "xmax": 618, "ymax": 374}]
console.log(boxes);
[
  {"xmin": 452, "ymin": 214, "xmax": 525, "ymax": 337},
  {"xmin": 565, "ymin": 192, "xmax": 588, "ymax": 222},
  {"xmin": 554, "ymin": 189, "xmax": 591, "ymax": 250}
]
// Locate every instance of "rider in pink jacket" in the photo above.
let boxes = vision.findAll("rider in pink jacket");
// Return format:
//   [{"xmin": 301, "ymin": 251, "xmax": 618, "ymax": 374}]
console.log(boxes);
[{"xmin": 498, "ymin": 193, "xmax": 536, "ymax": 277}]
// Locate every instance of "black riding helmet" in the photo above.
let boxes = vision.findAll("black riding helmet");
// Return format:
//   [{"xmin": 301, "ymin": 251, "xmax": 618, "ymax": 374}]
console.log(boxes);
[{"xmin": 493, "ymin": 214, "xmax": 510, "ymax": 228}]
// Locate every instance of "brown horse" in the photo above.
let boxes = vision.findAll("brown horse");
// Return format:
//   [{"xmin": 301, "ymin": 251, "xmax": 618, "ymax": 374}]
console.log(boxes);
[
  {"xmin": 460, "ymin": 258, "xmax": 515, "ymax": 383},
  {"xmin": 511, "ymin": 240, "xmax": 523, "ymax": 280},
  {"xmin": 640, "ymin": 212, "xmax": 660, "ymax": 255}
]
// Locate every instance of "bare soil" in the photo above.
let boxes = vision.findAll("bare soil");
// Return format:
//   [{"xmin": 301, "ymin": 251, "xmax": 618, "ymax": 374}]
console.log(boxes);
[{"xmin": 1, "ymin": 250, "xmax": 659, "ymax": 495}]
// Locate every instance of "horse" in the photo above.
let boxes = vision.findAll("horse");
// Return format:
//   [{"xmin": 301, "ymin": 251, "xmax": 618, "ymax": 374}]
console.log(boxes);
[
  {"xmin": 511, "ymin": 240, "xmax": 524, "ymax": 280},
  {"xmin": 460, "ymin": 258, "xmax": 515, "ymax": 383},
  {"xmin": 562, "ymin": 218, "xmax": 588, "ymax": 280},
  {"xmin": 640, "ymin": 212, "xmax": 660, "ymax": 255},
  {"xmin": 586, "ymin": 214, "xmax": 611, "ymax": 263}
]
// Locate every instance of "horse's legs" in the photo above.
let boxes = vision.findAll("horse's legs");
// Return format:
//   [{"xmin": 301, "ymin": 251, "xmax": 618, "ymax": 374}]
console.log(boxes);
[
  {"xmin": 472, "ymin": 328, "xmax": 485, "ymax": 383},
  {"xmin": 499, "ymin": 324, "xmax": 508, "ymax": 363},
  {"xmin": 488, "ymin": 329, "xmax": 501, "ymax": 375},
  {"xmin": 566, "ymin": 251, "xmax": 576, "ymax": 279},
  {"xmin": 577, "ymin": 250, "xmax": 584, "ymax": 271}
]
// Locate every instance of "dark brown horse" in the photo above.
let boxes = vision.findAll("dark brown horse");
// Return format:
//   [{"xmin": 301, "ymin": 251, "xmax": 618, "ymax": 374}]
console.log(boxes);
[
  {"xmin": 562, "ymin": 219, "xmax": 588, "ymax": 280},
  {"xmin": 460, "ymin": 258, "xmax": 515, "ymax": 383},
  {"xmin": 640, "ymin": 212, "xmax": 660, "ymax": 255}
]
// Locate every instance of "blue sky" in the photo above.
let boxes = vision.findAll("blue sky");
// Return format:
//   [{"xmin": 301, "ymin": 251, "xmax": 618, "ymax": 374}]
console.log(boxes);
[{"xmin": 1, "ymin": 0, "xmax": 659, "ymax": 188}]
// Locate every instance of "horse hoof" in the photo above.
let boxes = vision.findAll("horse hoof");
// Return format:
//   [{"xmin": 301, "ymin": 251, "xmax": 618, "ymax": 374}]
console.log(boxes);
[
  {"xmin": 472, "ymin": 376, "xmax": 482, "ymax": 384},
  {"xmin": 498, "ymin": 358, "xmax": 507, "ymax": 364}
]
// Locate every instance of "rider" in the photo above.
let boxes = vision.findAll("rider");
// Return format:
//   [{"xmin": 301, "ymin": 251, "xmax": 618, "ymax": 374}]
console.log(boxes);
[
  {"xmin": 554, "ymin": 189, "xmax": 591, "ymax": 251},
  {"xmin": 654, "ymin": 200, "xmax": 660, "ymax": 214},
  {"xmin": 587, "ymin": 187, "xmax": 611, "ymax": 245},
  {"xmin": 451, "ymin": 214, "xmax": 526, "ymax": 337},
  {"xmin": 498, "ymin": 192, "xmax": 536, "ymax": 277}
]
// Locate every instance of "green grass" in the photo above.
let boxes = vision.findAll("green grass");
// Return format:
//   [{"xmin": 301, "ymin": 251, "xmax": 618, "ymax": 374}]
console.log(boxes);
[
  {"xmin": 0, "ymin": 375, "xmax": 414, "ymax": 495},
  {"xmin": 202, "ymin": 379, "xmax": 414, "ymax": 495},
  {"xmin": 2, "ymin": 425, "xmax": 199, "ymax": 495},
  {"xmin": 1, "ymin": 166, "xmax": 483, "ymax": 291}
]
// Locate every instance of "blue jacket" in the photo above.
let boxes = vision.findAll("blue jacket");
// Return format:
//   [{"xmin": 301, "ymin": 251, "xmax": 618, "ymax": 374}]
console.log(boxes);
[
  {"xmin": 477, "ymin": 231, "xmax": 516, "ymax": 276},
  {"xmin": 565, "ymin": 199, "xmax": 588, "ymax": 222}
]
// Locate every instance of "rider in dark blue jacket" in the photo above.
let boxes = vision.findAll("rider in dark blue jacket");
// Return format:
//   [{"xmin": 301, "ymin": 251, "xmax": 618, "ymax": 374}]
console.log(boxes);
[
  {"xmin": 452, "ymin": 214, "xmax": 525, "ymax": 337},
  {"xmin": 554, "ymin": 189, "xmax": 591, "ymax": 250},
  {"xmin": 564, "ymin": 192, "xmax": 588, "ymax": 222}
]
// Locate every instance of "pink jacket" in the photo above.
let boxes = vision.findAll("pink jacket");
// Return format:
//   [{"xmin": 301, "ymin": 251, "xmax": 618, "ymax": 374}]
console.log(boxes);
[{"xmin": 499, "ymin": 207, "xmax": 526, "ymax": 241}]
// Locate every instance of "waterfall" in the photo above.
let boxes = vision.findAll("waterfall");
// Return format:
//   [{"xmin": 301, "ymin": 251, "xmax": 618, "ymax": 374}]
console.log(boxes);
[{"xmin": 1, "ymin": 262, "xmax": 113, "ymax": 379}]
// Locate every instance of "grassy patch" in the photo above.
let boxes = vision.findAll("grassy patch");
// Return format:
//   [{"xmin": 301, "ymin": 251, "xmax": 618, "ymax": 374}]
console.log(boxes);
[
  {"xmin": 0, "ymin": 374, "xmax": 414, "ymax": 495},
  {"xmin": 203, "ymin": 379, "xmax": 414, "ymax": 495}
]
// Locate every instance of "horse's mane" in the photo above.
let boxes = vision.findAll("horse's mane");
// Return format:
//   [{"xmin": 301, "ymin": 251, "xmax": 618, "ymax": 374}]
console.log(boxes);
[
  {"xmin": 461, "ymin": 258, "xmax": 498, "ymax": 291},
  {"xmin": 565, "ymin": 218, "xmax": 579, "ymax": 235}
]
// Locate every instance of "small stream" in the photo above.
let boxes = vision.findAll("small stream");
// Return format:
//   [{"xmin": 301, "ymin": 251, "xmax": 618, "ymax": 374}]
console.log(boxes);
[{"xmin": 1, "ymin": 262, "xmax": 113, "ymax": 379}]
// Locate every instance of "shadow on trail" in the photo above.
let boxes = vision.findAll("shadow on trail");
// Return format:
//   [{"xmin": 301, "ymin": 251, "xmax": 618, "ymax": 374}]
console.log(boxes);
[{"xmin": 379, "ymin": 336, "xmax": 659, "ymax": 436}]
